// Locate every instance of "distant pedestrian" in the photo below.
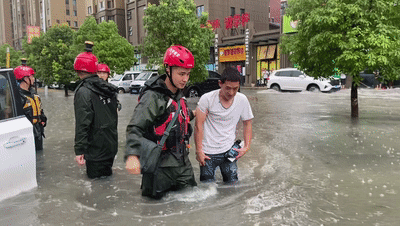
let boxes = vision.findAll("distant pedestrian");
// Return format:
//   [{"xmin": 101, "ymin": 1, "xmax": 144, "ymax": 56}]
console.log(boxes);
[
  {"xmin": 263, "ymin": 70, "xmax": 270, "ymax": 86},
  {"xmin": 195, "ymin": 67, "xmax": 253, "ymax": 184},
  {"xmin": 73, "ymin": 41, "xmax": 119, "ymax": 179},
  {"xmin": 14, "ymin": 58, "xmax": 47, "ymax": 152}
]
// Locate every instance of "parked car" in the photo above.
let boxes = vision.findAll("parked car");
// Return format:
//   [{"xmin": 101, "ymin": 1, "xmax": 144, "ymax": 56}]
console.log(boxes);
[
  {"xmin": 184, "ymin": 70, "xmax": 222, "ymax": 98},
  {"xmin": 267, "ymin": 68, "xmax": 340, "ymax": 92},
  {"xmin": 0, "ymin": 68, "xmax": 37, "ymax": 202},
  {"xmin": 110, "ymin": 71, "xmax": 141, "ymax": 93},
  {"xmin": 129, "ymin": 70, "xmax": 159, "ymax": 94}
]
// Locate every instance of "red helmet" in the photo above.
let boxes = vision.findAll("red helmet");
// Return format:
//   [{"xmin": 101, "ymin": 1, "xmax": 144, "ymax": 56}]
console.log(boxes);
[
  {"xmin": 163, "ymin": 45, "xmax": 195, "ymax": 69},
  {"xmin": 14, "ymin": 65, "xmax": 35, "ymax": 80},
  {"xmin": 74, "ymin": 52, "xmax": 98, "ymax": 73},
  {"xmin": 97, "ymin": 63, "xmax": 110, "ymax": 73}
]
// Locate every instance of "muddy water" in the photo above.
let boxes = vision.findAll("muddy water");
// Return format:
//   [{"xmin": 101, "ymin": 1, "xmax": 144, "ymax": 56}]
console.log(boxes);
[{"xmin": 1, "ymin": 88, "xmax": 400, "ymax": 226}]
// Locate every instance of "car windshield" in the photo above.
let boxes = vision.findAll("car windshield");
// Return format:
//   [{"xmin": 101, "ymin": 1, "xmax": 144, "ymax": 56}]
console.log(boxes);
[
  {"xmin": 135, "ymin": 72, "xmax": 152, "ymax": 81},
  {"xmin": 110, "ymin": 74, "xmax": 123, "ymax": 81}
]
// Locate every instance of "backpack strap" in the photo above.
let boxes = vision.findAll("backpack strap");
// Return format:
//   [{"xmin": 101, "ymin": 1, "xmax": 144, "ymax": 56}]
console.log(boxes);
[{"xmin": 159, "ymin": 100, "xmax": 181, "ymax": 147}]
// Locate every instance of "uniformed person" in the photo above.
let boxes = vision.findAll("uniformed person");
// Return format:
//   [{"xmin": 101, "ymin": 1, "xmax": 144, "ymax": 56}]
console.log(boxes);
[
  {"xmin": 73, "ymin": 42, "xmax": 119, "ymax": 179},
  {"xmin": 125, "ymin": 45, "xmax": 197, "ymax": 199},
  {"xmin": 14, "ymin": 58, "xmax": 47, "ymax": 152}
]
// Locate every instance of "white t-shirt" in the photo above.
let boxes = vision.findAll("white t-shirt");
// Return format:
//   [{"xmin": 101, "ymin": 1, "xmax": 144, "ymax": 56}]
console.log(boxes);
[{"xmin": 197, "ymin": 89, "xmax": 254, "ymax": 154}]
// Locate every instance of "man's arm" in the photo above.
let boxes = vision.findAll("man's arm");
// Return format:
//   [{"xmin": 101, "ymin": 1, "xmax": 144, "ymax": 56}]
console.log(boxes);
[
  {"xmin": 236, "ymin": 119, "xmax": 253, "ymax": 159},
  {"xmin": 194, "ymin": 107, "xmax": 210, "ymax": 166}
]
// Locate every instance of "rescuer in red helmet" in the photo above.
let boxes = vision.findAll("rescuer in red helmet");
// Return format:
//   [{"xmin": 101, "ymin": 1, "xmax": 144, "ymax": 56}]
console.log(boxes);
[
  {"xmin": 73, "ymin": 41, "xmax": 119, "ymax": 179},
  {"xmin": 14, "ymin": 58, "xmax": 47, "ymax": 152},
  {"xmin": 125, "ymin": 45, "xmax": 197, "ymax": 199},
  {"xmin": 97, "ymin": 63, "xmax": 110, "ymax": 81}
]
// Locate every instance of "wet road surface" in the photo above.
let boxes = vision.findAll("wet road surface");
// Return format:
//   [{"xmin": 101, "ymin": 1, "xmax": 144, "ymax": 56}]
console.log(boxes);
[{"xmin": 1, "ymin": 87, "xmax": 400, "ymax": 225}]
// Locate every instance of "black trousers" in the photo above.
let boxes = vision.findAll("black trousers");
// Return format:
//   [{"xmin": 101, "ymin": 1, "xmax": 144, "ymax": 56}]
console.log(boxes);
[{"xmin": 85, "ymin": 158, "xmax": 114, "ymax": 179}]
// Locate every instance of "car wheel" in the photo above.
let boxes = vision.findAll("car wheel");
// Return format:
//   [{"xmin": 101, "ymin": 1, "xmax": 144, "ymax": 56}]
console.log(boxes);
[
  {"xmin": 188, "ymin": 87, "xmax": 200, "ymax": 98},
  {"xmin": 118, "ymin": 88, "xmax": 125, "ymax": 94},
  {"xmin": 270, "ymin": 84, "xmax": 281, "ymax": 92},
  {"xmin": 308, "ymin": 85, "xmax": 320, "ymax": 92}
]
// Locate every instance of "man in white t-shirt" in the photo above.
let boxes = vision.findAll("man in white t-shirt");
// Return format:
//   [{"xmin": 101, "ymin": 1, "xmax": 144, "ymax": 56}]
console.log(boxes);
[{"xmin": 195, "ymin": 67, "xmax": 253, "ymax": 183}]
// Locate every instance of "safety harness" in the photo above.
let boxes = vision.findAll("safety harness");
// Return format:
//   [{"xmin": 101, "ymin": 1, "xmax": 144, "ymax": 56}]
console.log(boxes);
[{"xmin": 22, "ymin": 94, "xmax": 42, "ymax": 124}]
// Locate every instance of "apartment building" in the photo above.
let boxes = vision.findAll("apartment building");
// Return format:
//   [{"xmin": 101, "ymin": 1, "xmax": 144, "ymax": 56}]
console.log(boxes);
[
  {"xmin": 40, "ymin": 0, "xmax": 86, "ymax": 31},
  {"xmin": 85, "ymin": 0, "xmax": 126, "ymax": 37},
  {"xmin": 0, "ymin": 0, "xmax": 13, "ymax": 46}
]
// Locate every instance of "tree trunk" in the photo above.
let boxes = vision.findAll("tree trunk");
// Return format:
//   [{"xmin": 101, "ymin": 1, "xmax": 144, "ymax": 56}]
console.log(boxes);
[
  {"xmin": 351, "ymin": 81, "xmax": 358, "ymax": 118},
  {"xmin": 64, "ymin": 86, "xmax": 69, "ymax": 97}
]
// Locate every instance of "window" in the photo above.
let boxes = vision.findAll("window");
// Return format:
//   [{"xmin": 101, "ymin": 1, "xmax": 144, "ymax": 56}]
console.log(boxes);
[
  {"xmin": 107, "ymin": 16, "xmax": 114, "ymax": 21},
  {"xmin": 72, "ymin": 0, "xmax": 76, "ymax": 6},
  {"xmin": 127, "ymin": 10, "xmax": 132, "ymax": 20},
  {"xmin": 196, "ymin": 5, "xmax": 204, "ymax": 17},
  {"xmin": 48, "ymin": 20, "xmax": 50, "ymax": 26},
  {"xmin": 123, "ymin": 74, "xmax": 132, "ymax": 81},
  {"xmin": 231, "ymin": 7, "xmax": 235, "ymax": 16},
  {"xmin": 277, "ymin": 71, "xmax": 291, "ymax": 77},
  {"xmin": 65, "ymin": 0, "xmax": 69, "ymax": 4},
  {"xmin": 56, "ymin": 19, "xmax": 60, "ymax": 24},
  {"xmin": 67, "ymin": 20, "xmax": 70, "ymax": 26},
  {"xmin": 240, "ymin": 8, "xmax": 245, "ymax": 15},
  {"xmin": 99, "ymin": 1, "xmax": 105, "ymax": 11},
  {"xmin": 291, "ymin": 71, "xmax": 303, "ymax": 77},
  {"xmin": 107, "ymin": 1, "xmax": 113, "ymax": 8},
  {"xmin": 74, "ymin": 21, "xmax": 78, "ymax": 27},
  {"xmin": 88, "ymin": 6, "xmax": 92, "ymax": 14},
  {"xmin": 0, "ymin": 75, "xmax": 14, "ymax": 120},
  {"xmin": 73, "ymin": 10, "xmax": 77, "ymax": 16},
  {"xmin": 100, "ymin": 16, "xmax": 105, "ymax": 22},
  {"xmin": 66, "ymin": 9, "xmax": 70, "ymax": 15}
]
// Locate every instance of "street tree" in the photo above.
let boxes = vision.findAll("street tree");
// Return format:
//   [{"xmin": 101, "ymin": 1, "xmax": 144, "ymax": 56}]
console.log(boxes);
[
  {"xmin": 0, "ymin": 44, "xmax": 23, "ymax": 68},
  {"xmin": 74, "ymin": 17, "xmax": 137, "ymax": 74},
  {"xmin": 142, "ymin": 0, "xmax": 214, "ymax": 83},
  {"xmin": 23, "ymin": 23, "xmax": 77, "ymax": 96},
  {"xmin": 281, "ymin": 0, "xmax": 400, "ymax": 118}
]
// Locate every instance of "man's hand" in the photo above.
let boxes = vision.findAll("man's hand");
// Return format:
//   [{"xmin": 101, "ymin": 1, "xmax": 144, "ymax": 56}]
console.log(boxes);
[
  {"xmin": 196, "ymin": 151, "xmax": 210, "ymax": 166},
  {"xmin": 236, "ymin": 147, "xmax": 248, "ymax": 160},
  {"xmin": 75, "ymin": 155, "xmax": 85, "ymax": 165},
  {"xmin": 126, "ymin": 155, "xmax": 141, "ymax": 174}
]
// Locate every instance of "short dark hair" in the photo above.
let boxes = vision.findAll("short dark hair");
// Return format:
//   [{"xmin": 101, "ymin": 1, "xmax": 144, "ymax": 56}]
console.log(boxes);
[{"xmin": 220, "ymin": 67, "xmax": 241, "ymax": 83}]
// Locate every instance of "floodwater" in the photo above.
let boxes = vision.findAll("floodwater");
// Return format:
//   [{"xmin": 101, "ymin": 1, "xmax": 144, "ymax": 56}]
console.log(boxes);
[{"xmin": 1, "ymin": 87, "xmax": 400, "ymax": 226}]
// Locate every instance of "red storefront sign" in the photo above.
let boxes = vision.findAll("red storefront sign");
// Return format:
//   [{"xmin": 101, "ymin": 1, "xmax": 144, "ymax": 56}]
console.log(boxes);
[{"xmin": 224, "ymin": 13, "xmax": 250, "ymax": 30}]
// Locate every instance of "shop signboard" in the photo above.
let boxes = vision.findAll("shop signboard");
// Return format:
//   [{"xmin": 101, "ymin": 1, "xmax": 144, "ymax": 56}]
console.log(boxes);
[
  {"xmin": 283, "ymin": 15, "xmax": 298, "ymax": 34},
  {"xmin": 219, "ymin": 45, "xmax": 246, "ymax": 63}
]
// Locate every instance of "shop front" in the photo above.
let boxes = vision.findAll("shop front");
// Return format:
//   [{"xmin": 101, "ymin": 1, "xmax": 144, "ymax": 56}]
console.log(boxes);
[
  {"xmin": 219, "ymin": 45, "xmax": 246, "ymax": 84},
  {"xmin": 256, "ymin": 44, "xmax": 280, "ymax": 86}
]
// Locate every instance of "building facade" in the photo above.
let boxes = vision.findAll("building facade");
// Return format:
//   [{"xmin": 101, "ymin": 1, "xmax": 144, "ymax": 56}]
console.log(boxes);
[
  {"xmin": 0, "ymin": 0, "xmax": 13, "ymax": 46},
  {"xmin": 40, "ymin": 0, "xmax": 86, "ymax": 32},
  {"xmin": 85, "ymin": 0, "xmax": 126, "ymax": 37},
  {"xmin": 193, "ymin": 0, "xmax": 280, "ymax": 86}
]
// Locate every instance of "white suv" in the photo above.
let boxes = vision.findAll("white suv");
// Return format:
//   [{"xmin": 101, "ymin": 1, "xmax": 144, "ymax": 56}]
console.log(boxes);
[
  {"xmin": 0, "ymin": 68, "xmax": 36, "ymax": 201},
  {"xmin": 267, "ymin": 68, "xmax": 340, "ymax": 92}
]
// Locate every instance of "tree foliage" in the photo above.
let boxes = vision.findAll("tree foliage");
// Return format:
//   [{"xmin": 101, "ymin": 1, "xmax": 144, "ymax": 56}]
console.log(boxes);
[
  {"xmin": 0, "ymin": 44, "xmax": 23, "ymax": 68},
  {"xmin": 23, "ymin": 24, "xmax": 77, "ymax": 86},
  {"xmin": 281, "ymin": 0, "xmax": 400, "ymax": 84},
  {"xmin": 75, "ymin": 17, "xmax": 137, "ymax": 74},
  {"xmin": 142, "ymin": 0, "xmax": 214, "ymax": 83}
]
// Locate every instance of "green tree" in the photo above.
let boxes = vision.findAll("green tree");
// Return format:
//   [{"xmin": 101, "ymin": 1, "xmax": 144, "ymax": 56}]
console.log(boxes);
[
  {"xmin": 0, "ymin": 44, "xmax": 23, "ymax": 68},
  {"xmin": 281, "ymin": 0, "xmax": 400, "ymax": 118},
  {"xmin": 142, "ymin": 0, "xmax": 214, "ymax": 83},
  {"xmin": 74, "ymin": 17, "xmax": 137, "ymax": 74},
  {"xmin": 23, "ymin": 23, "xmax": 77, "ymax": 96}
]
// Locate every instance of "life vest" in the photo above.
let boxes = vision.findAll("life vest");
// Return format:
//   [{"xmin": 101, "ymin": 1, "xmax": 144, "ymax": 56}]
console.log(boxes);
[
  {"xmin": 22, "ymin": 94, "xmax": 42, "ymax": 124},
  {"xmin": 153, "ymin": 98, "xmax": 191, "ymax": 160}
]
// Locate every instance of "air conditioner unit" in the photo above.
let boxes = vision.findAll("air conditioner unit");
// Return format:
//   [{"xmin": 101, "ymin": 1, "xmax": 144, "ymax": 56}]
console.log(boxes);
[
  {"xmin": 129, "ymin": 27, "xmax": 133, "ymax": 31},
  {"xmin": 127, "ymin": 15, "xmax": 131, "ymax": 20}
]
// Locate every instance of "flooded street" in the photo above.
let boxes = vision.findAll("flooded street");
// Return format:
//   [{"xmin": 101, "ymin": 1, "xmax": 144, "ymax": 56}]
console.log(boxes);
[{"xmin": 2, "ymin": 87, "xmax": 400, "ymax": 225}]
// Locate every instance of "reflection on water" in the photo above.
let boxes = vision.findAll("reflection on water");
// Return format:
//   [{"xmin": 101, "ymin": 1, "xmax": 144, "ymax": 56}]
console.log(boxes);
[{"xmin": 1, "ymin": 88, "xmax": 400, "ymax": 225}]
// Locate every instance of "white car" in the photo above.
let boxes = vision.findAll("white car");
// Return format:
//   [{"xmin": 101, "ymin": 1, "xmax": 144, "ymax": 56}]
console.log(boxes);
[
  {"xmin": 109, "ymin": 71, "xmax": 141, "ymax": 93},
  {"xmin": 267, "ymin": 68, "xmax": 340, "ymax": 92},
  {"xmin": 129, "ymin": 70, "xmax": 159, "ymax": 94},
  {"xmin": 0, "ymin": 68, "xmax": 37, "ymax": 202}
]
